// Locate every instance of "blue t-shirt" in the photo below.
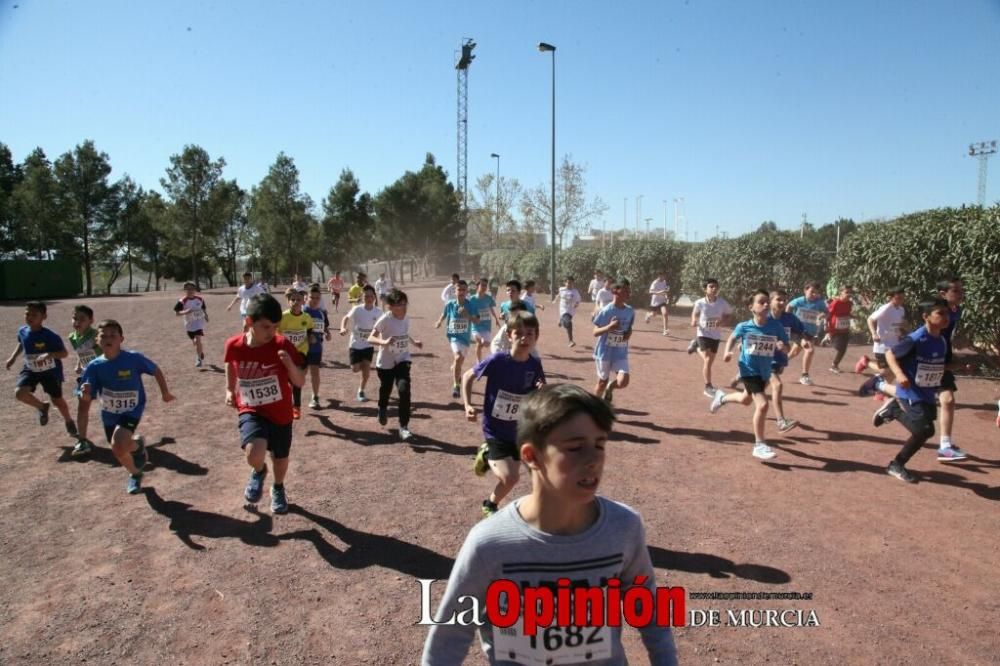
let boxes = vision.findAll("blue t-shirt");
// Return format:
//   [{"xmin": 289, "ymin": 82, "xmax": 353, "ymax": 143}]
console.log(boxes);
[
  {"xmin": 942, "ymin": 305, "xmax": 961, "ymax": 363},
  {"xmin": 787, "ymin": 296, "xmax": 826, "ymax": 337},
  {"xmin": 592, "ymin": 303, "xmax": 635, "ymax": 363},
  {"xmin": 473, "ymin": 351, "xmax": 546, "ymax": 444},
  {"xmin": 442, "ymin": 299, "xmax": 475, "ymax": 345},
  {"xmin": 769, "ymin": 311, "xmax": 804, "ymax": 369},
  {"xmin": 732, "ymin": 318, "xmax": 790, "ymax": 380},
  {"xmin": 468, "ymin": 294, "xmax": 497, "ymax": 334},
  {"xmin": 80, "ymin": 350, "xmax": 158, "ymax": 425},
  {"xmin": 304, "ymin": 305, "xmax": 327, "ymax": 353},
  {"xmin": 499, "ymin": 299, "xmax": 535, "ymax": 321},
  {"xmin": 893, "ymin": 326, "xmax": 947, "ymax": 404},
  {"xmin": 17, "ymin": 325, "xmax": 65, "ymax": 381}
]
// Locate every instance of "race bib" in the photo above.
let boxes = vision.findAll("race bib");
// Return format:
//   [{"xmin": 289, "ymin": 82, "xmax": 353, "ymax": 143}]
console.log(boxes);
[
  {"xmin": 915, "ymin": 363, "xmax": 943, "ymax": 388},
  {"xmin": 25, "ymin": 354, "xmax": 56, "ymax": 372},
  {"xmin": 100, "ymin": 389, "xmax": 139, "ymax": 414},
  {"xmin": 355, "ymin": 327, "xmax": 372, "ymax": 341},
  {"xmin": 746, "ymin": 334, "xmax": 777, "ymax": 357},
  {"xmin": 187, "ymin": 309, "xmax": 205, "ymax": 321},
  {"xmin": 77, "ymin": 350, "xmax": 97, "ymax": 367},
  {"xmin": 702, "ymin": 318, "xmax": 720, "ymax": 330},
  {"xmin": 238, "ymin": 375, "xmax": 282, "ymax": 407},
  {"xmin": 784, "ymin": 327, "xmax": 792, "ymax": 340},
  {"xmin": 835, "ymin": 318, "xmax": 850, "ymax": 330},
  {"xmin": 313, "ymin": 318, "xmax": 325, "ymax": 333},
  {"xmin": 491, "ymin": 390, "xmax": 524, "ymax": 421},
  {"xmin": 479, "ymin": 308, "xmax": 492, "ymax": 322},
  {"xmin": 448, "ymin": 319, "xmax": 469, "ymax": 335},
  {"xmin": 798, "ymin": 309, "xmax": 820, "ymax": 325},
  {"xmin": 284, "ymin": 330, "xmax": 307, "ymax": 347},
  {"xmin": 493, "ymin": 623, "xmax": 612, "ymax": 665},
  {"xmin": 607, "ymin": 332, "xmax": 627, "ymax": 347},
  {"xmin": 389, "ymin": 337, "xmax": 410, "ymax": 355}
]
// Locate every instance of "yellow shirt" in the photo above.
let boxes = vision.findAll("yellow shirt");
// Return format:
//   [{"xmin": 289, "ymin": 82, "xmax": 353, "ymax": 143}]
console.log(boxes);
[
  {"xmin": 279, "ymin": 310, "xmax": 314, "ymax": 354},
  {"xmin": 348, "ymin": 284, "xmax": 364, "ymax": 304}
]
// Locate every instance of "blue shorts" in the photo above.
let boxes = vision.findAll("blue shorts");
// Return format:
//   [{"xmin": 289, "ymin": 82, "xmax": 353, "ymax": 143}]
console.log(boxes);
[
  {"xmin": 102, "ymin": 414, "xmax": 141, "ymax": 443},
  {"xmin": 306, "ymin": 349, "xmax": 323, "ymax": 366},
  {"xmin": 239, "ymin": 412, "xmax": 292, "ymax": 459},
  {"xmin": 17, "ymin": 369, "xmax": 62, "ymax": 399}
]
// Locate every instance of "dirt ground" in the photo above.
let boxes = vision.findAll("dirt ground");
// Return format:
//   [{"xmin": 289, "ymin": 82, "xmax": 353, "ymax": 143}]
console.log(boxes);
[{"xmin": 0, "ymin": 281, "xmax": 997, "ymax": 665}]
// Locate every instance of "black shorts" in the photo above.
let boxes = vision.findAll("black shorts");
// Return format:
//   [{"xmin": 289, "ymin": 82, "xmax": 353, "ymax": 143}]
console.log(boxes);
[
  {"xmin": 697, "ymin": 337, "xmax": 720, "ymax": 354},
  {"xmin": 791, "ymin": 331, "xmax": 815, "ymax": 346},
  {"xmin": 874, "ymin": 353, "xmax": 888, "ymax": 369},
  {"xmin": 741, "ymin": 376, "xmax": 767, "ymax": 394},
  {"xmin": 306, "ymin": 349, "xmax": 323, "ymax": 366},
  {"xmin": 485, "ymin": 437, "xmax": 520, "ymax": 462},
  {"xmin": 187, "ymin": 329, "xmax": 205, "ymax": 340},
  {"xmin": 770, "ymin": 363, "xmax": 786, "ymax": 376},
  {"xmin": 17, "ymin": 370, "xmax": 62, "ymax": 399},
  {"xmin": 103, "ymin": 414, "xmax": 141, "ymax": 443},
  {"xmin": 559, "ymin": 313, "xmax": 573, "ymax": 328},
  {"xmin": 239, "ymin": 412, "xmax": 293, "ymax": 459},
  {"xmin": 349, "ymin": 347, "xmax": 374, "ymax": 366},
  {"xmin": 940, "ymin": 370, "xmax": 958, "ymax": 393}
]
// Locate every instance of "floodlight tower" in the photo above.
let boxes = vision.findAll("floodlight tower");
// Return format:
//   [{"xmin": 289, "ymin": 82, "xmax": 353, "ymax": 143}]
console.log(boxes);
[
  {"xmin": 456, "ymin": 38, "xmax": 476, "ymax": 265},
  {"xmin": 969, "ymin": 140, "xmax": 998, "ymax": 206}
]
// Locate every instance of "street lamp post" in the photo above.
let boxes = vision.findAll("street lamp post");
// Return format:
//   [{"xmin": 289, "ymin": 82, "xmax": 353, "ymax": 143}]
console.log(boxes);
[
  {"xmin": 662, "ymin": 200, "xmax": 668, "ymax": 240},
  {"xmin": 490, "ymin": 153, "xmax": 501, "ymax": 244},
  {"xmin": 538, "ymin": 42, "xmax": 556, "ymax": 295},
  {"xmin": 636, "ymin": 195, "xmax": 643, "ymax": 238}
]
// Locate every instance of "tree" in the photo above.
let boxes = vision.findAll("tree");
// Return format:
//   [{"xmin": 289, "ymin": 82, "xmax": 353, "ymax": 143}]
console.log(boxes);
[
  {"xmin": 160, "ymin": 145, "xmax": 226, "ymax": 285},
  {"xmin": 319, "ymin": 168, "xmax": 374, "ymax": 273},
  {"xmin": 468, "ymin": 172, "xmax": 522, "ymax": 251},
  {"xmin": 11, "ymin": 148, "xmax": 61, "ymax": 259},
  {"xmin": 53, "ymin": 140, "xmax": 115, "ymax": 296},
  {"xmin": 0, "ymin": 142, "xmax": 23, "ymax": 258},
  {"xmin": 249, "ymin": 152, "xmax": 316, "ymax": 277},
  {"xmin": 213, "ymin": 179, "xmax": 251, "ymax": 286},
  {"xmin": 132, "ymin": 191, "xmax": 169, "ymax": 291},
  {"xmin": 519, "ymin": 154, "xmax": 608, "ymax": 251},
  {"xmin": 101, "ymin": 176, "xmax": 149, "ymax": 293}
]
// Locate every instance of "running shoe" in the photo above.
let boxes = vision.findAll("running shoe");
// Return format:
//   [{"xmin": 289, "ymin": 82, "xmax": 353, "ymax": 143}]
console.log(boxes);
[
  {"xmin": 662, "ymin": 329, "xmax": 670, "ymax": 336},
  {"xmin": 308, "ymin": 396, "xmax": 321, "ymax": 409},
  {"xmin": 399, "ymin": 426, "xmax": 414, "ymax": 442},
  {"xmin": 244, "ymin": 465, "xmax": 268, "ymax": 503},
  {"xmin": 126, "ymin": 473, "xmax": 143, "ymax": 494},
  {"xmin": 937, "ymin": 446, "xmax": 968, "ymax": 462},
  {"xmin": 270, "ymin": 484, "xmax": 288, "ymax": 514},
  {"xmin": 854, "ymin": 355, "xmax": 869, "ymax": 374},
  {"xmin": 872, "ymin": 400, "xmax": 898, "ymax": 427},
  {"xmin": 887, "ymin": 461, "xmax": 917, "ymax": 483},
  {"xmin": 858, "ymin": 375, "xmax": 883, "ymax": 397},
  {"xmin": 777, "ymin": 418, "xmax": 799, "ymax": 433},
  {"xmin": 38, "ymin": 403, "xmax": 50, "ymax": 426},
  {"xmin": 65, "ymin": 419, "xmax": 78, "ymax": 437},
  {"xmin": 709, "ymin": 389, "xmax": 726, "ymax": 414},
  {"xmin": 292, "ymin": 407, "xmax": 301, "ymax": 420},
  {"xmin": 357, "ymin": 390, "xmax": 367, "ymax": 403},
  {"xmin": 481, "ymin": 499, "xmax": 499, "ymax": 518},
  {"xmin": 377, "ymin": 407, "xmax": 388, "ymax": 426},
  {"xmin": 703, "ymin": 385, "xmax": 717, "ymax": 398},
  {"xmin": 568, "ymin": 340, "xmax": 576, "ymax": 348},
  {"xmin": 195, "ymin": 356, "xmax": 203, "ymax": 368},
  {"xmin": 799, "ymin": 374, "xmax": 813, "ymax": 386},
  {"xmin": 829, "ymin": 366, "xmax": 841, "ymax": 375},
  {"xmin": 473, "ymin": 443, "xmax": 489, "ymax": 477},
  {"xmin": 71, "ymin": 438, "xmax": 93, "ymax": 458},
  {"xmin": 602, "ymin": 383, "xmax": 615, "ymax": 404},
  {"xmin": 131, "ymin": 437, "xmax": 147, "ymax": 472},
  {"xmin": 644, "ymin": 312, "xmax": 653, "ymax": 324},
  {"xmin": 451, "ymin": 385, "xmax": 461, "ymax": 399},
  {"xmin": 686, "ymin": 338, "xmax": 698, "ymax": 355},
  {"xmin": 752, "ymin": 443, "xmax": 777, "ymax": 460}
]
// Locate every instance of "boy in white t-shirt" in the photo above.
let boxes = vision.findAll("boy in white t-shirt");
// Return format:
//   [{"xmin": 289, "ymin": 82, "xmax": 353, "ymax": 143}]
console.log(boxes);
[
  {"xmin": 687, "ymin": 278, "xmax": 732, "ymax": 397},
  {"xmin": 374, "ymin": 272, "xmax": 392, "ymax": 310},
  {"xmin": 555, "ymin": 276, "xmax": 582, "ymax": 347},
  {"xmin": 174, "ymin": 282, "xmax": 209, "ymax": 367},
  {"xmin": 227, "ymin": 272, "xmax": 265, "ymax": 329},
  {"xmin": 854, "ymin": 287, "xmax": 906, "ymax": 387},
  {"xmin": 643, "ymin": 271, "xmax": 671, "ymax": 335},
  {"xmin": 592, "ymin": 276, "xmax": 614, "ymax": 315},
  {"xmin": 520, "ymin": 279, "xmax": 545, "ymax": 312},
  {"xmin": 368, "ymin": 289, "xmax": 424, "ymax": 441},
  {"xmin": 340, "ymin": 285, "xmax": 381, "ymax": 402},
  {"xmin": 587, "ymin": 270, "xmax": 605, "ymax": 302}
]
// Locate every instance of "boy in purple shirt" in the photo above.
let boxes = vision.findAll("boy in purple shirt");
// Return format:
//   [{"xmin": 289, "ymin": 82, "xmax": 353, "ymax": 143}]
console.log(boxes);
[{"xmin": 462, "ymin": 312, "xmax": 545, "ymax": 517}]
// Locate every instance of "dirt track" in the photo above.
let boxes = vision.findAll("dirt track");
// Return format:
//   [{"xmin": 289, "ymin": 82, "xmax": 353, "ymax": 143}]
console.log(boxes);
[{"xmin": 0, "ymin": 281, "xmax": 997, "ymax": 665}]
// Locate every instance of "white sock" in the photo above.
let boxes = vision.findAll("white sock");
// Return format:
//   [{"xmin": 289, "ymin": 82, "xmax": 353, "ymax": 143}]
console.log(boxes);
[{"xmin": 940, "ymin": 436, "xmax": 952, "ymax": 449}]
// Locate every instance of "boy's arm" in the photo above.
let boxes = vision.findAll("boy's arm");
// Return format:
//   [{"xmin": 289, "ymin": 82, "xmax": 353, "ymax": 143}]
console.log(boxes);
[
  {"xmin": 421, "ymin": 541, "xmax": 487, "ymax": 665},
  {"xmin": 867, "ymin": 313, "xmax": 880, "ymax": 340},
  {"xmin": 593, "ymin": 317, "xmax": 618, "ymax": 337},
  {"xmin": 5, "ymin": 343, "xmax": 22, "ymax": 370},
  {"xmin": 690, "ymin": 302, "xmax": 699, "ymax": 328},
  {"xmin": 723, "ymin": 329, "xmax": 739, "ymax": 362},
  {"xmin": 225, "ymin": 362, "xmax": 238, "ymax": 406},
  {"xmin": 280, "ymin": 349, "xmax": 306, "ymax": 388},
  {"xmin": 885, "ymin": 348, "xmax": 908, "ymax": 388},
  {"xmin": 461, "ymin": 368, "xmax": 478, "ymax": 420},
  {"xmin": 226, "ymin": 295, "xmax": 240, "ymax": 310},
  {"xmin": 490, "ymin": 305, "xmax": 500, "ymax": 326},
  {"xmin": 339, "ymin": 313, "xmax": 351, "ymax": 335},
  {"xmin": 153, "ymin": 367, "xmax": 175, "ymax": 402},
  {"xmin": 621, "ymin": 521, "xmax": 680, "ymax": 666},
  {"xmin": 76, "ymin": 382, "xmax": 93, "ymax": 441}
]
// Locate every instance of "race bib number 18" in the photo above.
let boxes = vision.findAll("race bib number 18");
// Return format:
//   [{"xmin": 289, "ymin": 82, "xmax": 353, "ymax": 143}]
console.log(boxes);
[
  {"xmin": 491, "ymin": 390, "xmax": 523, "ymax": 421},
  {"xmin": 915, "ymin": 363, "xmax": 943, "ymax": 388}
]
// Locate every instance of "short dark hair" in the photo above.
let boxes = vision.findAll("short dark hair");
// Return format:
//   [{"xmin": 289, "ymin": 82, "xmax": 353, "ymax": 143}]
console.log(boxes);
[
  {"xmin": 518, "ymin": 384, "xmax": 615, "ymax": 450},
  {"xmin": 920, "ymin": 297, "xmax": 950, "ymax": 317},
  {"xmin": 612, "ymin": 278, "xmax": 630, "ymax": 290},
  {"xmin": 524, "ymin": 279, "xmax": 536, "ymax": 289},
  {"xmin": 565, "ymin": 275, "xmax": 575, "ymax": 283},
  {"xmin": 506, "ymin": 279, "xmax": 522, "ymax": 292},
  {"xmin": 96, "ymin": 318, "xmax": 124, "ymax": 337},
  {"xmin": 309, "ymin": 282, "xmax": 321, "ymax": 291},
  {"xmin": 284, "ymin": 287, "xmax": 303, "ymax": 299},
  {"xmin": 888, "ymin": 286, "xmax": 905, "ymax": 296},
  {"xmin": 805, "ymin": 280, "xmax": 822, "ymax": 291},
  {"xmin": 506, "ymin": 311, "xmax": 540, "ymax": 334},
  {"xmin": 183, "ymin": 281, "xmax": 197, "ymax": 289},
  {"xmin": 703, "ymin": 278, "xmax": 719, "ymax": 289},
  {"xmin": 385, "ymin": 289, "xmax": 408, "ymax": 306},
  {"xmin": 769, "ymin": 288, "xmax": 788, "ymax": 299},
  {"xmin": 308, "ymin": 285, "xmax": 321, "ymax": 295},
  {"xmin": 74, "ymin": 305, "xmax": 94, "ymax": 319},
  {"xmin": 25, "ymin": 301, "xmax": 47, "ymax": 314},
  {"xmin": 247, "ymin": 294, "xmax": 283, "ymax": 323},
  {"xmin": 748, "ymin": 288, "xmax": 770, "ymax": 304},
  {"xmin": 242, "ymin": 271, "xmax": 253, "ymax": 278},
  {"xmin": 451, "ymin": 273, "xmax": 460, "ymax": 280},
  {"xmin": 457, "ymin": 279, "xmax": 468, "ymax": 288},
  {"xmin": 936, "ymin": 277, "xmax": 963, "ymax": 292},
  {"xmin": 363, "ymin": 284, "xmax": 377, "ymax": 296}
]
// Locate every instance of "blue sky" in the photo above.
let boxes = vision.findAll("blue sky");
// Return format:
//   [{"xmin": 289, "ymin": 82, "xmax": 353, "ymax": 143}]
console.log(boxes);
[{"xmin": 1, "ymin": 0, "xmax": 998, "ymax": 239}]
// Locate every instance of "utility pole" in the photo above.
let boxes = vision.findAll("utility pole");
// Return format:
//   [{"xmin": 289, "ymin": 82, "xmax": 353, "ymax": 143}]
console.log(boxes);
[
  {"xmin": 969, "ymin": 140, "xmax": 998, "ymax": 206},
  {"xmin": 455, "ymin": 38, "xmax": 476, "ymax": 270},
  {"xmin": 662, "ymin": 200, "xmax": 669, "ymax": 240}
]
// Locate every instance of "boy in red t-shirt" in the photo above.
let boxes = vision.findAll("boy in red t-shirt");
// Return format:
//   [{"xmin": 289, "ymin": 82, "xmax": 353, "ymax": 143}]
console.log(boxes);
[
  {"xmin": 224, "ymin": 293, "xmax": 305, "ymax": 514},
  {"xmin": 824, "ymin": 284, "xmax": 854, "ymax": 374}
]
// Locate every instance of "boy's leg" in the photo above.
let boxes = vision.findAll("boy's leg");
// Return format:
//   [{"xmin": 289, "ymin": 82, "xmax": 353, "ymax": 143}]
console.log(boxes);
[
  {"xmin": 194, "ymin": 334, "xmax": 204, "ymax": 359},
  {"xmin": 801, "ymin": 345, "xmax": 815, "ymax": 379},
  {"xmin": 309, "ymin": 364, "xmax": 321, "ymax": 398},
  {"xmin": 769, "ymin": 374, "xmax": 785, "ymax": 421},
  {"xmin": 52, "ymin": 396, "xmax": 77, "ymax": 436},
  {"xmin": 451, "ymin": 351, "xmax": 465, "ymax": 389},
  {"xmin": 889, "ymin": 401, "xmax": 935, "ymax": 481},
  {"xmin": 831, "ymin": 334, "xmax": 848, "ymax": 369},
  {"xmin": 110, "ymin": 426, "xmax": 142, "ymax": 475},
  {"xmin": 751, "ymin": 391, "xmax": 769, "ymax": 442},
  {"xmin": 593, "ymin": 358, "xmax": 609, "ymax": 399},
  {"xmin": 613, "ymin": 370, "xmax": 629, "ymax": 390},
  {"xmin": 660, "ymin": 304, "xmax": 669, "ymax": 333},
  {"xmin": 360, "ymin": 360, "xmax": 371, "ymax": 395},
  {"xmin": 488, "ymin": 456, "xmax": 520, "ymax": 506},
  {"xmin": 700, "ymin": 349, "xmax": 716, "ymax": 386},
  {"xmin": 291, "ymin": 362, "xmax": 305, "ymax": 409},
  {"xmin": 937, "ymin": 385, "xmax": 960, "ymax": 452},
  {"xmin": 395, "ymin": 362, "xmax": 412, "ymax": 427},
  {"xmin": 15, "ymin": 385, "xmax": 46, "ymax": 411}
]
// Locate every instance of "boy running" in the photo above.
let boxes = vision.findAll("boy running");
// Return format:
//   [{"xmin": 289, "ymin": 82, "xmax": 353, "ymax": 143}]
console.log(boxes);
[
  {"xmin": 687, "ymin": 278, "xmax": 733, "ymax": 397},
  {"xmin": 303, "ymin": 286, "xmax": 331, "ymax": 409},
  {"xmin": 765, "ymin": 289, "xmax": 803, "ymax": 433},
  {"xmin": 441, "ymin": 273, "xmax": 460, "ymax": 302},
  {"xmin": 592, "ymin": 275, "xmax": 614, "ymax": 315},
  {"xmin": 587, "ymin": 269, "xmax": 605, "ymax": 302},
  {"xmin": 227, "ymin": 272, "xmax": 265, "ymax": 327},
  {"xmin": 423, "ymin": 383, "xmax": 678, "ymax": 665},
  {"xmin": 499, "ymin": 279, "xmax": 535, "ymax": 319},
  {"xmin": 824, "ymin": 284, "xmax": 854, "ymax": 373},
  {"xmin": 468, "ymin": 277, "xmax": 500, "ymax": 362},
  {"xmin": 326, "ymin": 271, "xmax": 345, "ymax": 311},
  {"xmin": 436, "ymin": 279, "xmax": 479, "ymax": 398},
  {"xmin": 592, "ymin": 278, "xmax": 635, "ymax": 404},
  {"xmin": 369, "ymin": 289, "xmax": 423, "ymax": 441},
  {"xmin": 68, "ymin": 305, "xmax": 99, "ymax": 457},
  {"xmin": 520, "ymin": 279, "xmax": 545, "ymax": 312},
  {"xmin": 708, "ymin": 289, "xmax": 790, "ymax": 460},
  {"xmin": 340, "ymin": 285, "xmax": 380, "ymax": 402},
  {"xmin": 490, "ymin": 302, "xmax": 528, "ymax": 355},
  {"xmin": 291, "ymin": 273, "xmax": 309, "ymax": 293},
  {"xmin": 225, "ymin": 293, "xmax": 305, "ymax": 513},
  {"xmin": 786, "ymin": 281, "xmax": 827, "ymax": 385},
  {"xmin": 854, "ymin": 287, "xmax": 906, "ymax": 389},
  {"xmin": 644, "ymin": 271, "xmax": 671, "ymax": 335},
  {"xmin": 6, "ymin": 301, "xmax": 77, "ymax": 437},
  {"xmin": 374, "ymin": 272, "xmax": 392, "ymax": 310},
  {"xmin": 77, "ymin": 319, "xmax": 175, "ymax": 493},
  {"xmin": 348, "ymin": 272, "xmax": 366, "ymax": 306},
  {"xmin": 555, "ymin": 275, "xmax": 582, "ymax": 347},
  {"xmin": 174, "ymin": 281, "xmax": 209, "ymax": 367},
  {"xmin": 935, "ymin": 277, "xmax": 970, "ymax": 461},
  {"xmin": 278, "ymin": 288, "xmax": 314, "ymax": 420},
  {"xmin": 464, "ymin": 312, "xmax": 546, "ymax": 517}
]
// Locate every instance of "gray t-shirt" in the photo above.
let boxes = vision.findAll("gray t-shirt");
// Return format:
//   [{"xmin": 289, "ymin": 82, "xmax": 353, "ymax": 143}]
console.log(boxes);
[{"xmin": 422, "ymin": 497, "xmax": 678, "ymax": 665}]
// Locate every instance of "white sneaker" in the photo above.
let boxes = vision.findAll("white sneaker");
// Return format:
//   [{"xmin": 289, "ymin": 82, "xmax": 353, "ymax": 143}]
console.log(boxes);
[
  {"xmin": 662, "ymin": 329, "xmax": 670, "ymax": 336},
  {"xmin": 777, "ymin": 418, "xmax": 799, "ymax": 433},
  {"xmin": 308, "ymin": 396, "xmax": 321, "ymax": 409},
  {"xmin": 644, "ymin": 313, "xmax": 653, "ymax": 324},
  {"xmin": 753, "ymin": 443, "xmax": 777, "ymax": 460},
  {"xmin": 399, "ymin": 427, "xmax": 414, "ymax": 442},
  {"xmin": 799, "ymin": 374, "xmax": 813, "ymax": 386},
  {"xmin": 703, "ymin": 385, "xmax": 717, "ymax": 398},
  {"xmin": 709, "ymin": 389, "xmax": 726, "ymax": 414}
]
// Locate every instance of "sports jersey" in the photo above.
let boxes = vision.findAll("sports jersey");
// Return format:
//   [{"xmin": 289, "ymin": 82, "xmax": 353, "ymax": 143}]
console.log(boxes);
[
  {"xmin": 441, "ymin": 299, "xmax": 475, "ymax": 345},
  {"xmin": 648, "ymin": 279, "xmax": 669, "ymax": 307},
  {"xmin": 827, "ymin": 298, "xmax": 853, "ymax": 335},
  {"xmin": 557, "ymin": 287, "xmax": 582, "ymax": 317},
  {"xmin": 588, "ymin": 277, "xmax": 602, "ymax": 300},
  {"xmin": 693, "ymin": 297, "xmax": 732, "ymax": 340},
  {"xmin": 869, "ymin": 302, "xmax": 906, "ymax": 355},
  {"xmin": 373, "ymin": 313, "xmax": 412, "ymax": 369},
  {"xmin": 327, "ymin": 277, "xmax": 344, "ymax": 294},
  {"xmin": 520, "ymin": 293, "xmax": 538, "ymax": 311},
  {"xmin": 942, "ymin": 305, "xmax": 961, "ymax": 363},
  {"xmin": 17, "ymin": 325, "xmax": 65, "ymax": 380},
  {"xmin": 346, "ymin": 304, "xmax": 380, "ymax": 350},
  {"xmin": 347, "ymin": 284, "xmax": 364, "ymax": 304},
  {"xmin": 237, "ymin": 283, "xmax": 265, "ymax": 315},
  {"xmin": 732, "ymin": 318, "xmax": 789, "ymax": 380},
  {"xmin": 303, "ymin": 305, "xmax": 327, "ymax": 353},
  {"xmin": 80, "ymin": 350, "xmax": 157, "ymax": 425},
  {"xmin": 893, "ymin": 326, "xmax": 947, "ymax": 404},
  {"xmin": 594, "ymin": 287, "xmax": 613, "ymax": 310},
  {"xmin": 441, "ymin": 283, "xmax": 457, "ymax": 302},
  {"xmin": 174, "ymin": 295, "xmax": 207, "ymax": 332},
  {"xmin": 374, "ymin": 277, "xmax": 392, "ymax": 295},
  {"xmin": 769, "ymin": 312, "xmax": 804, "ymax": 368},
  {"xmin": 278, "ymin": 310, "xmax": 314, "ymax": 355},
  {"xmin": 468, "ymin": 293, "xmax": 497, "ymax": 334},
  {"xmin": 499, "ymin": 299, "xmax": 535, "ymax": 321},
  {"xmin": 223, "ymin": 333, "xmax": 301, "ymax": 425},
  {"xmin": 787, "ymin": 296, "xmax": 826, "ymax": 336},
  {"xmin": 472, "ymin": 351, "xmax": 545, "ymax": 444},
  {"xmin": 592, "ymin": 303, "xmax": 635, "ymax": 363},
  {"xmin": 422, "ymin": 496, "xmax": 678, "ymax": 665},
  {"xmin": 69, "ymin": 328, "xmax": 98, "ymax": 370}
]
